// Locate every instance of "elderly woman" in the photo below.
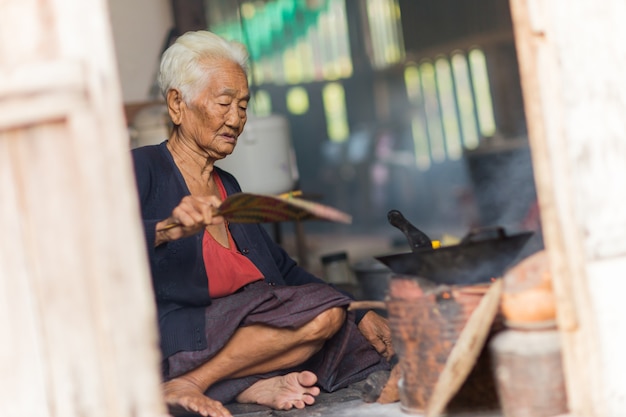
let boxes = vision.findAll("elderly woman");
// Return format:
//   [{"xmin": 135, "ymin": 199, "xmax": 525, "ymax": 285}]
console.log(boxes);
[{"xmin": 132, "ymin": 30, "xmax": 393, "ymax": 417}]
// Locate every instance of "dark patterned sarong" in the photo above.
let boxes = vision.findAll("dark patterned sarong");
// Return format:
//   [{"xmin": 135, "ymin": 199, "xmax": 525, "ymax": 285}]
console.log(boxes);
[{"xmin": 164, "ymin": 281, "xmax": 389, "ymax": 403}]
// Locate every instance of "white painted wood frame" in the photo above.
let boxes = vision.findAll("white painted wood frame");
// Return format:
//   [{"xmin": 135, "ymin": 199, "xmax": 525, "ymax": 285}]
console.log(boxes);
[
  {"xmin": 0, "ymin": 1, "xmax": 166, "ymax": 416},
  {"xmin": 509, "ymin": 0, "xmax": 626, "ymax": 416}
]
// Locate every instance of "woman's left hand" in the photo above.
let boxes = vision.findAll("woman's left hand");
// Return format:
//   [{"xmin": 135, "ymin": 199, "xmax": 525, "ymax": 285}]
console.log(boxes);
[{"xmin": 357, "ymin": 310, "xmax": 394, "ymax": 360}]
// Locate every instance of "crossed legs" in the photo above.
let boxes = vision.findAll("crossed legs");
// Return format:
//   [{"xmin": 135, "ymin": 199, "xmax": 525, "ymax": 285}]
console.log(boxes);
[{"xmin": 163, "ymin": 306, "xmax": 346, "ymax": 417}]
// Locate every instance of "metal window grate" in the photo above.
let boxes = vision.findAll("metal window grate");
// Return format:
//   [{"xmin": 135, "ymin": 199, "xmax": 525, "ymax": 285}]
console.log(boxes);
[{"xmin": 405, "ymin": 48, "xmax": 495, "ymax": 171}]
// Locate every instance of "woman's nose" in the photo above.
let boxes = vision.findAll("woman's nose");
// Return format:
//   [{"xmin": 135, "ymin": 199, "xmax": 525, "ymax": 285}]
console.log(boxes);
[{"xmin": 225, "ymin": 106, "xmax": 244, "ymax": 126}]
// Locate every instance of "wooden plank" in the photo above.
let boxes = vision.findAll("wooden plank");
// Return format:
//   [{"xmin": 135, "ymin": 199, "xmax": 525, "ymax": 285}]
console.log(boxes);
[
  {"xmin": 0, "ymin": 91, "xmax": 83, "ymax": 130},
  {"xmin": 0, "ymin": 0, "xmax": 166, "ymax": 416},
  {"xmin": 0, "ymin": 133, "xmax": 49, "ymax": 417},
  {"xmin": 509, "ymin": 0, "xmax": 626, "ymax": 415}
]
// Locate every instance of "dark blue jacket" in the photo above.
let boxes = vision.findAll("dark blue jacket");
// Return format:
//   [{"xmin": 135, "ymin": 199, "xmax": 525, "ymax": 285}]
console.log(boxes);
[{"xmin": 132, "ymin": 141, "xmax": 330, "ymax": 358}]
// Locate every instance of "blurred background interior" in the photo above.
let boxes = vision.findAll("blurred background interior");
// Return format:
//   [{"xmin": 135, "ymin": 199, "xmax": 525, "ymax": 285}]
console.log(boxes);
[{"xmin": 114, "ymin": 0, "xmax": 541, "ymax": 281}]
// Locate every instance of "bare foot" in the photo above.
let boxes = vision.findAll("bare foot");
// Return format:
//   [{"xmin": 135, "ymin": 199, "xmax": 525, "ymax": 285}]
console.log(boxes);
[
  {"xmin": 236, "ymin": 371, "xmax": 321, "ymax": 410},
  {"xmin": 163, "ymin": 377, "xmax": 231, "ymax": 417}
]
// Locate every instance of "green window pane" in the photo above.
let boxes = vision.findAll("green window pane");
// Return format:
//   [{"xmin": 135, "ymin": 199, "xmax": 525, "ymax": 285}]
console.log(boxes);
[
  {"xmin": 420, "ymin": 61, "xmax": 445, "ymax": 162},
  {"xmin": 283, "ymin": 47, "xmax": 304, "ymax": 84},
  {"xmin": 435, "ymin": 57, "xmax": 462, "ymax": 160},
  {"xmin": 322, "ymin": 82, "xmax": 350, "ymax": 142},
  {"xmin": 411, "ymin": 117, "xmax": 431, "ymax": 171},
  {"xmin": 286, "ymin": 86, "xmax": 309, "ymax": 115},
  {"xmin": 469, "ymin": 48, "xmax": 496, "ymax": 138},
  {"xmin": 451, "ymin": 52, "xmax": 480, "ymax": 149},
  {"xmin": 405, "ymin": 64, "xmax": 429, "ymax": 169},
  {"xmin": 404, "ymin": 65, "xmax": 421, "ymax": 103},
  {"xmin": 296, "ymin": 38, "xmax": 316, "ymax": 83},
  {"xmin": 366, "ymin": 0, "xmax": 406, "ymax": 69}
]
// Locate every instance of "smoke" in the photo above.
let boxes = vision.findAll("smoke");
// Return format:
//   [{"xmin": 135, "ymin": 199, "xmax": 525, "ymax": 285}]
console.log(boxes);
[{"xmin": 465, "ymin": 137, "xmax": 539, "ymax": 233}]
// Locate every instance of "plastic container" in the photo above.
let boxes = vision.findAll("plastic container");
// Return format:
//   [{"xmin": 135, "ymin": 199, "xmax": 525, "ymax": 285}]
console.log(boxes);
[{"xmin": 215, "ymin": 114, "xmax": 298, "ymax": 195}]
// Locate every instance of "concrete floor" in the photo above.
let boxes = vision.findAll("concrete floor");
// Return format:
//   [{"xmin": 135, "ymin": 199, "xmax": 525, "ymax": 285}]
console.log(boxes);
[{"xmin": 224, "ymin": 380, "xmax": 504, "ymax": 417}]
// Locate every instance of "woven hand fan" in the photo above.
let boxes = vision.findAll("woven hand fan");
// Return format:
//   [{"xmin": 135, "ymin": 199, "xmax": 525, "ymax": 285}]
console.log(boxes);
[
  {"xmin": 217, "ymin": 192, "xmax": 352, "ymax": 224},
  {"xmin": 157, "ymin": 192, "xmax": 352, "ymax": 231}
]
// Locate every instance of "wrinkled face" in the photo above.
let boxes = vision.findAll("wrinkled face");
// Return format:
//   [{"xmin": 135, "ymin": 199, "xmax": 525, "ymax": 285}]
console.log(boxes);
[{"xmin": 179, "ymin": 59, "xmax": 249, "ymax": 159}]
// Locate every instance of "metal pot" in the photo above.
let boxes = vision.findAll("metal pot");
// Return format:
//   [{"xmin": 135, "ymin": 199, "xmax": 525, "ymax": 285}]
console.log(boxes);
[
  {"xmin": 352, "ymin": 257, "xmax": 392, "ymax": 300},
  {"xmin": 376, "ymin": 210, "xmax": 533, "ymax": 286}
]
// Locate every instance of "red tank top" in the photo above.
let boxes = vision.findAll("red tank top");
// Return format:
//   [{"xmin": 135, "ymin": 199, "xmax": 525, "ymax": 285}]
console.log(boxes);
[{"xmin": 202, "ymin": 172, "xmax": 264, "ymax": 298}]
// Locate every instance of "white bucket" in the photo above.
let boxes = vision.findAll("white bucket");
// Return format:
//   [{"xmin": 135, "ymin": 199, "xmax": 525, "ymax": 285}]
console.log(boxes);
[{"xmin": 216, "ymin": 114, "xmax": 299, "ymax": 195}]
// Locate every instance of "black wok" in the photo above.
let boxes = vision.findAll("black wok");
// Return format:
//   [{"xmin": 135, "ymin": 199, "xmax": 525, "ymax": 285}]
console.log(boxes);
[{"xmin": 376, "ymin": 210, "xmax": 533, "ymax": 286}]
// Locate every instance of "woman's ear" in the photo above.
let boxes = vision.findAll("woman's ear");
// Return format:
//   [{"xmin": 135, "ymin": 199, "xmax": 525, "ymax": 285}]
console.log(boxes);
[{"xmin": 166, "ymin": 89, "xmax": 184, "ymax": 125}]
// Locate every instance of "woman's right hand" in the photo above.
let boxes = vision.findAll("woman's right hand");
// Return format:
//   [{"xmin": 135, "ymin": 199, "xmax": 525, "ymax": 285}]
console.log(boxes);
[{"xmin": 155, "ymin": 195, "xmax": 224, "ymax": 246}]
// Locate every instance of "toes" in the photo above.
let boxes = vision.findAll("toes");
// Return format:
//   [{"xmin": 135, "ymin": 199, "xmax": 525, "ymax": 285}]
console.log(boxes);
[
  {"xmin": 278, "ymin": 401, "xmax": 294, "ymax": 410},
  {"xmin": 302, "ymin": 393, "xmax": 316, "ymax": 406},
  {"xmin": 283, "ymin": 398, "xmax": 307, "ymax": 410},
  {"xmin": 278, "ymin": 393, "xmax": 315, "ymax": 410},
  {"xmin": 297, "ymin": 371, "xmax": 318, "ymax": 387}
]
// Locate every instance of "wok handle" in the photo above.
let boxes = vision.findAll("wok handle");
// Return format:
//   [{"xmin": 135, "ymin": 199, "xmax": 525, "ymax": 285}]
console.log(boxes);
[
  {"xmin": 387, "ymin": 210, "xmax": 433, "ymax": 251},
  {"xmin": 460, "ymin": 226, "xmax": 507, "ymax": 244}
]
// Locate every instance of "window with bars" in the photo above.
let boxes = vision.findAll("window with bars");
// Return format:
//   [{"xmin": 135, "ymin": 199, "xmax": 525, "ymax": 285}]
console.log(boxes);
[
  {"xmin": 404, "ymin": 48, "xmax": 496, "ymax": 171},
  {"xmin": 364, "ymin": 0, "xmax": 405, "ymax": 69}
]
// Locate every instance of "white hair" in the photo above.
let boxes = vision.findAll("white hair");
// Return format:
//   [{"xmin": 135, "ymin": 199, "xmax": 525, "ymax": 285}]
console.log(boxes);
[{"xmin": 158, "ymin": 30, "xmax": 249, "ymax": 102}]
